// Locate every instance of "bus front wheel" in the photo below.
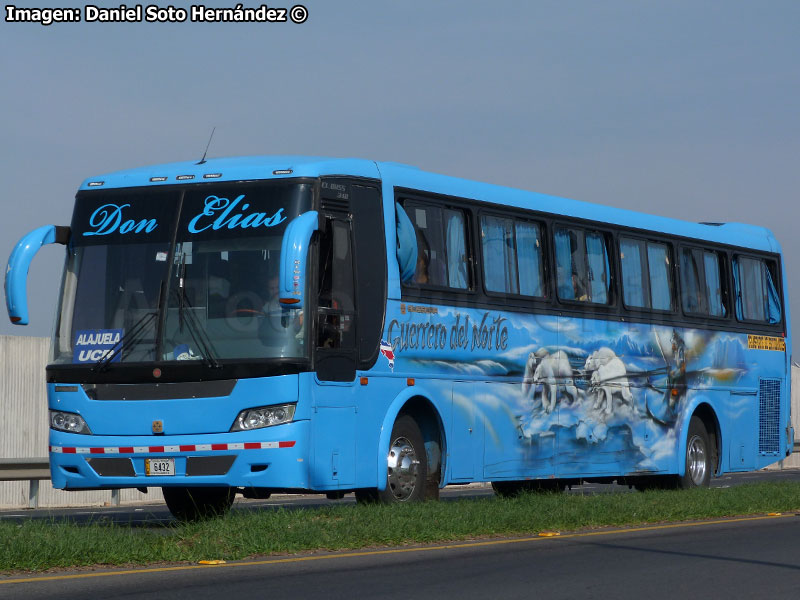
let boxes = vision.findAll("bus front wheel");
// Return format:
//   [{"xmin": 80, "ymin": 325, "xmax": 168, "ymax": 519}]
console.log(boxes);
[
  {"xmin": 162, "ymin": 486, "xmax": 235, "ymax": 521},
  {"xmin": 359, "ymin": 414, "xmax": 428, "ymax": 504}
]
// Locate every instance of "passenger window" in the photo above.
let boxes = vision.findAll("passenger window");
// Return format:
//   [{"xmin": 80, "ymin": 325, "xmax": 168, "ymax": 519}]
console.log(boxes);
[
  {"xmin": 481, "ymin": 216, "xmax": 546, "ymax": 297},
  {"xmin": 403, "ymin": 201, "xmax": 471, "ymax": 290},
  {"xmin": 481, "ymin": 215, "xmax": 518, "ymax": 294},
  {"xmin": 555, "ymin": 227, "xmax": 610, "ymax": 304},
  {"xmin": 734, "ymin": 256, "xmax": 782, "ymax": 324},
  {"xmin": 620, "ymin": 238, "xmax": 646, "ymax": 308},
  {"xmin": 704, "ymin": 251, "xmax": 725, "ymax": 317},
  {"xmin": 619, "ymin": 238, "xmax": 674, "ymax": 311},
  {"xmin": 680, "ymin": 249, "xmax": 703, "ymax": 314},
  {"xmin": 647, "ymin": 243, "xmax": 673, "ymax": 311},
  {"xmin": 444, "ymin": 209, "xmax": 469, "ymax": 289},
  {"xmin": 515, "ymin": 221, "xmax": 545, "ymax": 297},
  {"xmin": 411, "ymin": 204, "xmax": 445, "ymax": 286},
  {"xmin": 679, "ymin": 247, "xmax": 727, "ymax": 317}
]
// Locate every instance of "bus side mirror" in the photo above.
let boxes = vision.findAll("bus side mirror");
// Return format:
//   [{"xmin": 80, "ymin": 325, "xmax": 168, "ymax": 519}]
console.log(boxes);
[
  {"xmin": 5, "ymin": 225, "xmax": 70, "ymax": 325},
  {"xmin": 278, "ymin": 211, "xmax": 318, "ymax": 309}
]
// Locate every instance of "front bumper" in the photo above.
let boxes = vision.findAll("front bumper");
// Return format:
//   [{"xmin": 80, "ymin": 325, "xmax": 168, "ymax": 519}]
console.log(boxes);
[{"xmin": 48, "ymin": 420, "xmax": 310, "ymax": 490}]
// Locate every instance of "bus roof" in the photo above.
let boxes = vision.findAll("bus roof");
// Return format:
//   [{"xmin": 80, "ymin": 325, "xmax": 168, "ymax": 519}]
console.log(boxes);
[
  {"xmin": 78, "ymin": 155, "xmax": 382, "ymax": 190},
  {"xmin": 79, "ymin": 155, "xmax": 780, "ymax": 254}
]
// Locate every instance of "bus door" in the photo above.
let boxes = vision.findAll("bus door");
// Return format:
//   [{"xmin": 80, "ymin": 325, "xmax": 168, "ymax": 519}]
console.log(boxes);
[
  {"xmin": 314, "ymin": 215, "xmax": 357, "ymax": 383},
  {"xmin": 309, "ymin": 212, "xmax": 358, "ymax": 489},
  {"xmin": 313, "ymin": 179, "xmax": 386, "ymax": 383}
]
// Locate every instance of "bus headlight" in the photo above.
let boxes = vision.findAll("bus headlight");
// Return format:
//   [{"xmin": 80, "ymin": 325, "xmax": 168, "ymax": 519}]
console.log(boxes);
[
  {"xmin": 49, "ymin": 410, "xmax": 92, "ymax": 434},
  {"xmin": 230, "ymin": 404, "xmax": 296, "ymax": 431}
]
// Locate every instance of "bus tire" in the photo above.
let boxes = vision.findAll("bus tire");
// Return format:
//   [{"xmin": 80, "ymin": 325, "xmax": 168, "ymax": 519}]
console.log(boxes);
[
  {"xmin": 376, "ymin": 414, "xmax": 428, "ymax": 503},
  {"xmin": 162, "ymin": 486, "xmax": 235, "ymax": 521},
  {"xmin": 679, "ymin": 416, "xmax": 712, "ymax": 489}
]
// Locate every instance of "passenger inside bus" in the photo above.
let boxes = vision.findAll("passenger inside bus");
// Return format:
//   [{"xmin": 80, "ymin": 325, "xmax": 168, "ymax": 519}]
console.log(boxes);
[
  {"xmin": 572, "ymin": 271, "xmax": 589, "ymax": 302},
  {"xmin": 414, "ymin": 231, "xmax": 430, "ymax": 284}
]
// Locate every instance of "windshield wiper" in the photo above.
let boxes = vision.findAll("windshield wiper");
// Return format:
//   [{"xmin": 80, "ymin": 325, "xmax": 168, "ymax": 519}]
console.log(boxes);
[
  {"xmin": 92, "ymin": 311, "xmax": 158, "ymax": 372},
  {"xmin": 171, "ymin": 287, "xmax": 221, "ymax": 369}
]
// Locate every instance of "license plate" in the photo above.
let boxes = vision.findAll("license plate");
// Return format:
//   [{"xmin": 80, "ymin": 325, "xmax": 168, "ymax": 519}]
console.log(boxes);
[{"xmin": 145, "ymin": 458, "xmax": 175, "ymax": 476}]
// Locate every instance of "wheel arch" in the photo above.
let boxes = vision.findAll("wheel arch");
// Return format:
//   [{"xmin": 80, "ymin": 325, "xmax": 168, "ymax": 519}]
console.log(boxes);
[
  {"xmin": 376, "ymin": 387, "xmax": 446, "ymax": 493},
  {"xmin": 677, "ymin": 399, "xmax": 722, "ymax": 477}
]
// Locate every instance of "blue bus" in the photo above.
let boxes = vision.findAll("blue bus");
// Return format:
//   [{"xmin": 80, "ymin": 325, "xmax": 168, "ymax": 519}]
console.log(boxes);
[{"xmin": 6, "ymin": 156, "xmax": 792, "ymax": 519}]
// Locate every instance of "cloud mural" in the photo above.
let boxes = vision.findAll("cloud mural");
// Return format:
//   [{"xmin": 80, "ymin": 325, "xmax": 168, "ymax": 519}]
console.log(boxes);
[{"xmin": 382, "ymin": 301, "xmax": 767, "ymax": 480}]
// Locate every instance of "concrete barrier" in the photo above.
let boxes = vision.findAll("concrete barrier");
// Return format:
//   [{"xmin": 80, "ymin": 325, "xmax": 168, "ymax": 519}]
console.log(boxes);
[{"xmin": 0, "ymin": 335, "xmax": 162, "ymax": 508}]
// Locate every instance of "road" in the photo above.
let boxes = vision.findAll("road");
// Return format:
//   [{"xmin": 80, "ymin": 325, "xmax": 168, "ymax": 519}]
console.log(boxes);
[{"xmin": 3, "ymin": 513, "xmax": 800, "ymax": 599}]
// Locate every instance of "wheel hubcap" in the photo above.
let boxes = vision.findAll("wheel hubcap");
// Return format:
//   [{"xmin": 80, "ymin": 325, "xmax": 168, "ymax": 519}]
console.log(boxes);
[
  {"xmin": 687, "ymin": 434, "xmax": 707, "ymax": 485},
  {"xmin": 387, "ymin": 436, "xmax": 420, "ymax": 501}
]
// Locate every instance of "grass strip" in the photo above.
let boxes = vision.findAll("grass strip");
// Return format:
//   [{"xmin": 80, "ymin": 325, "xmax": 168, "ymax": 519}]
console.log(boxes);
[{"xmin": 3, "ymin": 481, "xmax": 800, "ymax": 573}]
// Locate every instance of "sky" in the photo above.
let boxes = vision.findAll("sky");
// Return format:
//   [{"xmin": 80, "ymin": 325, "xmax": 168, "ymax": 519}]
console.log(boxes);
[{"xmin": 2, "ymin": 1, "xmax": 799, "ymax": 353}]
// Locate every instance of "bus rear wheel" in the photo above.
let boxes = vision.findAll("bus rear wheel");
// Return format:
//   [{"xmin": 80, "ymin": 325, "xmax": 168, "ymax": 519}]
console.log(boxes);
[
  {"xmin": 678, "ymin": 416, "xmax": 712, "ymax": 488},
  {"xmin": 359, "ymin": 414, "xmax": 428, "ymax": 504},
  {"xmin": 162, "ymin": 486, "xmax": 235, "ymax": 521}
]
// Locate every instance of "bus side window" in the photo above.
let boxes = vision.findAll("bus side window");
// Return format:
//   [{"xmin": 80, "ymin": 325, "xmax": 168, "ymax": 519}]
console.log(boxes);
[
  {"xmin": 620, "ymin": 238, "xmax": 646, "ymax": 308},
  {"xmin": 703, "ymin": 250, "xmax": 726, "ymax": 317},
  {"xmin": 481, "ymin": 216, "xmax": 545, "ymax": 298},
  {"xmin": 620, "ymin": 238, "xmax": 674, "ymax": 311},
  {"xmin": 515, "ymin": 221, "xmax": 545, "ymax": 297},
  {"xmin": 444, "ymin": 209, "xmax": 469, "ymax": 289},
  {"xmin": 555, "ymin": 228, "xmax": 580, "ymax": 300},
  {"xmin": 647, "ymin": 242, "xmax": 673, "ymax": 311},
  {"xmin": 680, "ymin": 248, "xmax": 704, "ymax": 314},
  {"xmin": 410, "ymin": 205, "xmax": 445, "ymax": 286},
  {"xmin": 555, "ymin": 227, "xmax": 610, "ymax": 304},
  {"xmin": 482, "ymin": 215, "xmax": 518, "ymax": 294},
  {"xmin": 680, "ymin": 247, "xmax": 727, "ymax": 318},
  {"xmin": 317, "ymin": 219, "xmax": 355, "ymax": 349},
  {"xmin": 401, "ymin": 200, "xmax": 471, "ymax": 291},
  {"xmin": 585, "ymin": 232, "xmax": 609, "ymax": 304},
  {"xmin": 734, "ymin": 256, "xmax": 782, "ymax": 324}
]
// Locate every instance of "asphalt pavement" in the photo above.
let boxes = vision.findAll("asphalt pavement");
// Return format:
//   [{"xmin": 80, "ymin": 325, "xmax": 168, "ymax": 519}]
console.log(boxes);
[{"xmin": 3, "ymin": 512, "xmax": 800, "ymax": 598}]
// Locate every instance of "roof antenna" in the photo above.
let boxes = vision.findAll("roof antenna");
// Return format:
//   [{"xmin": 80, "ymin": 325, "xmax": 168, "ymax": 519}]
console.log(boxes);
[{"xmin": 196, "ymin": 126, "xmax": 216, "ymax": 165}]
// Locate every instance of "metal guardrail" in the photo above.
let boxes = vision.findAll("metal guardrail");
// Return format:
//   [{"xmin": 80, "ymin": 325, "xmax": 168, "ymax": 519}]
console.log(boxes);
[
  {"xmin": 0, "ymin": 457, "xmax": 50, "ymax": 480},
  {"xmin": 0, "ymin": 458, "xmax": 50, "ymax": 508},
  {"xmin": 0, "ymin": 458, "xmax": 121, "ymax": 509}
]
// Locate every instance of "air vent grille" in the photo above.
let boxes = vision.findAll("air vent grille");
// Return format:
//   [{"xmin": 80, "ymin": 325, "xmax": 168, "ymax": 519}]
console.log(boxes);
[
  {"xmin": 758, "ymin": 378, "xmax": 781, "ymax": 455},
  {"xmin": 320, "ymin": 198, "xmax": 350, "ymax": 216}
]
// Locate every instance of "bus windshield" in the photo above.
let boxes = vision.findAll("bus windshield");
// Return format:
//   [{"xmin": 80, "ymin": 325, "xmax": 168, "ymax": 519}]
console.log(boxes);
[{"xmin": 52, "ymin": 181, "xmax": 312, "ymax": 366}]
